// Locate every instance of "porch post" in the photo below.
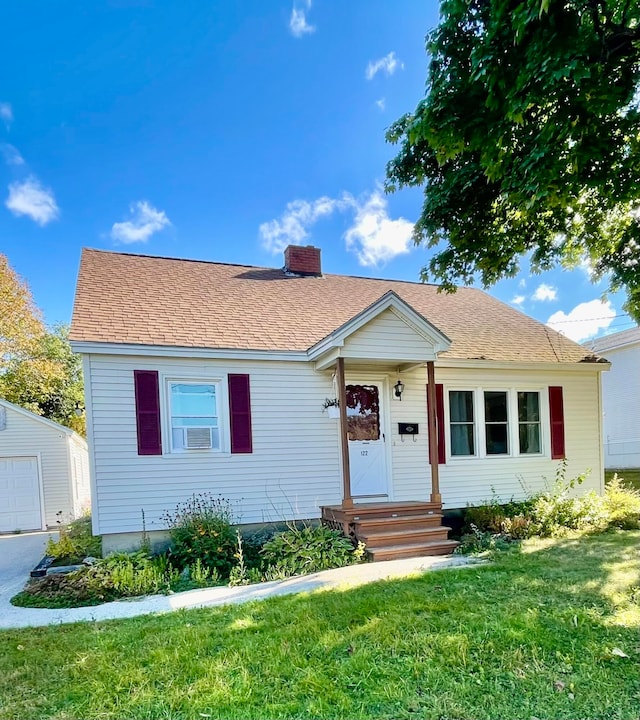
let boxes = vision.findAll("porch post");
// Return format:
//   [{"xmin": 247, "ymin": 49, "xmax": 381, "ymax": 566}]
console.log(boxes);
[
  {"xmin": 426, "ymin": 360, "xmax": 442, "ymax": 504},
  {"xmin": 336, "ymin": 356, "xmax": 353, "ymax": 509}
]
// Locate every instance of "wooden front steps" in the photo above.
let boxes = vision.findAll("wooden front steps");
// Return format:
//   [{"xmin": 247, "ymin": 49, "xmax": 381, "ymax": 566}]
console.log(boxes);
[{"xmin": 321, "ymin": 500, "xmax": 459, "ymax": 561}]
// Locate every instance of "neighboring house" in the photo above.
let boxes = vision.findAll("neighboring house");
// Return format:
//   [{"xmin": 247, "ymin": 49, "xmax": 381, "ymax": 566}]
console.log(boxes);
[
  {"xmin": 0, "ymin": 398, "xmax": 90, "ymax": 533},
  {"xmin": 588, "ymin": 326, "xmax": 640, "ymax": 470},
  {"xmin": 70, "ymin": 246, "xmax": 609, "ymax": 558}
]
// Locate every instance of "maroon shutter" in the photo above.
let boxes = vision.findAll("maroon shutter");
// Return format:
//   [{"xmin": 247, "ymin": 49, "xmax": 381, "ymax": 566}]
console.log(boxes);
[
  {"xmin": 134, "ymin": 370, "xmax": 162, "ymax": 455},
  {"xmin": 549, "ymin": 386, "xmax": 565, "ymax": 460},
  {"xmin": 228, "ymin": 374, "xmax": 252, "ymax": 454},
  {"xmin": 427, "ymin": 383, "xmax": 446, "ymax": 464}
]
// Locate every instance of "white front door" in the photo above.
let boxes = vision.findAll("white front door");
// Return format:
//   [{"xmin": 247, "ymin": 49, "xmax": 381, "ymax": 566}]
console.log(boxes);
[
  {"xmin": 346, "ymin": 383, "xmax": 388, "ymax": 498},
  {"xmin": 0, "ymin": 456, "xmax": 43, "ymax": 532}
]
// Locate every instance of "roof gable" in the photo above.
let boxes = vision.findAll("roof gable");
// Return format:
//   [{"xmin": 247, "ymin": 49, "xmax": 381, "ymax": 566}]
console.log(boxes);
[
  {"xmin": 0, "ymin": 398, "xmax": 80, "ymax": 439},
  {"xmin": 309, "ymin": 291, "xmax": 451, "ymax": 368}
]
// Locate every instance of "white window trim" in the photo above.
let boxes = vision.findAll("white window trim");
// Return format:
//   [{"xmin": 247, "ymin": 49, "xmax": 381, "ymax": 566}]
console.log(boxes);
[
  {"xmin": 161, "ymin": 375, "xmax": 230, "ymax": 455},
  {"xmin": 446, "ymin": 387, "xmax": 479, "ymax": 459},
  {"xmin": 445, "ymin": 386, "xmax": 548, "ymax": 462},
  {"xmin": 483, "ymin": 388, "xmax": 511, "ymax": 457}
]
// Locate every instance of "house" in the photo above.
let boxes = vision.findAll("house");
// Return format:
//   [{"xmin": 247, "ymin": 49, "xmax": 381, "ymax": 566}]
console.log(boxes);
[
  {"xmin": 70, "ymin": 246, "xmax": 608, "ymax": 558},
  {"xmin": 588, "ymin": 326, "xmax": 640, "ymax": 471},
  {"xmin": 0, "ymin": 398, "xmax": 90, "ymax": 533}
]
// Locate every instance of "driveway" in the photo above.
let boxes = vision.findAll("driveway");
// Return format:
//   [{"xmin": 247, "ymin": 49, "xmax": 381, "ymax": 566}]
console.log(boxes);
[{"xmin": 0, "ymin": 531, "xmax": 54, "ymax": 604}]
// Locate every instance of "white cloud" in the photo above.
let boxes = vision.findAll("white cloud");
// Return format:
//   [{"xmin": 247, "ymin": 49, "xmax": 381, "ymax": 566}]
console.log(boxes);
[
  {"xmin": 518, "ymin": 278, "xmax": 527, "ymax": 288},
  {"xmin": 375, "ymin": 98, "xmax": 386, "ymax": 111},
  {"xmin": 260, "ymin": 194, "xmax": 353, "ymax": 253},
  {"xmin": 344, "ymin": 190, "xmax": 413, "ymax": 267},
  {"xmin": 260, "ymin": 189, "xmax": 414, "ymax": 266},
  {"xmin": 111, "ymin": 201, "xmax": 171, "ymax": 243},
  {"xmin": 366, "ymin": 52, "xmax": 404, "ymax": 80},
  {"xmin": 532, "ymin": 283, "xmax": 557, "ymax": 302},
  {"xmin": 0, "ymin": 143, "xmax": 24, "ymax": 166},
  {"xmin": 547, "ymin": 299, "xmax": 616, "ymax": 343},
  {"xmin": 511, "ymin": 295, "xmax": 525, "ymax": 306},
  {"xmin": 289, "ymin": 1, "xmax": 314, "ymax": 37},
  {"xmin": 5, "ymin": 176, "xmax": 59, "ymax": 225},
  {"xmin": 0, "ymin": 102, "xmax": 13, "ymax": 126}
]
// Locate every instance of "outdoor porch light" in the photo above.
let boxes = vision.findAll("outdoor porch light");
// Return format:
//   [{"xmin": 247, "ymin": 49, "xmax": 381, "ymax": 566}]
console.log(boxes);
[{"xmin": 394, "ymin": 379, "xmax": 405, "ymax": 401}]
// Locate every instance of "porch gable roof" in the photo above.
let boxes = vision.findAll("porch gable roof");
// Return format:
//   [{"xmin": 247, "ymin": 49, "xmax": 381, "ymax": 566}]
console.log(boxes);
[{"xmin": 308, "ymin": 291, "xmax": 451, "ymax": 368}]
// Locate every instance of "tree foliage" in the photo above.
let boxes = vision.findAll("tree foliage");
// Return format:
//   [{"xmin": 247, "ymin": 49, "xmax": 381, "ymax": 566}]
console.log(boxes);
[
  {"xmin": 0, "ymin": 253, "xmax": 44, "ymax": 365},
  {"xmin": 0, "ymin": 254, "xmax": 84, "ymax": 434},
  {"xmin": 386, "ymin": 0, "xmax": 640, "ymax": 319}
]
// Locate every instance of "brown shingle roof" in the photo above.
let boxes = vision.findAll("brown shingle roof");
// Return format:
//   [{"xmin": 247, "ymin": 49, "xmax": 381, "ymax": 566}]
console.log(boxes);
[{"xmin": 69, "ymin": 249, "xmax": 597, "ymax": 363}]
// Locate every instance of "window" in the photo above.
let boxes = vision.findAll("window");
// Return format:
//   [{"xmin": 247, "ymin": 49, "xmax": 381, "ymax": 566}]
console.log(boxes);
[
  {"xmin": 169, "ymin": 382, "xmax": 220, "ymax": 451},
  {"xmin": 518, "ymin": 391, "xmax": 541, "ymax": 454},
  {"xmin": 449, "ymin": 390, "xmax": 475, "ymax": 456},
  {"xmin": 484, "ymin": 391, "xmax": 509, "ymax": 455}
]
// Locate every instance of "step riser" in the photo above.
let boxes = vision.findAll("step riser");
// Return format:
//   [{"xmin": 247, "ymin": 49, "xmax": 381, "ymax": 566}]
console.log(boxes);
[
  {"xmin": 369, "ymin": 544, "xmax": 456, "ymax": 561},
  {"xmin": 354, "ymin": 516, "xmax": 444, "ymax": 532},
  {"xmin": 359, "ymin": 530, "xmax": 450, "ymax": 548}
]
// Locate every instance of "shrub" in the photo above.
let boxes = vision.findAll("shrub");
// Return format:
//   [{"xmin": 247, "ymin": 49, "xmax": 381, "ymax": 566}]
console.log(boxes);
[
  {"xmin": 260, "ymin": 524, "xmax": 365, "ymax": 578},
  {"xmin": 603, "ymin": 475, "xmax": 640, "ymax": 529},
  {"xmin": 161, "ymin": 493, "xmax": 238, "ymax": 578},
  {"xmin": 46, "ymin": 514, "xmax": 102, "ymax": 563},
  {"xmin": 455, "ymin": 525, "xmax": 514, "ymax": 555},
  {"xmin": 101, "ymin": 550, "xmax": 179, "ymax": 596}
]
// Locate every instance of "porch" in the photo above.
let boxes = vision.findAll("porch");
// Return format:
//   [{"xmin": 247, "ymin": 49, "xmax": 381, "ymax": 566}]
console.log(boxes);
[
  {"xmin": 311, "ymin": 292, "xmax": 459, "ymax": 560},
  {"xmin": 321, "ymin": 500, "xmax": 458, "ymax": 561}
]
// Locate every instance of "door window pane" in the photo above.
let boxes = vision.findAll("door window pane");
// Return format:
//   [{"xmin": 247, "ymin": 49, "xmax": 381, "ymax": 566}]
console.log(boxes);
[
  {"xmin": 345, "ymin": 385, "xmax": 380, "ymax": 441},
  {"xmin": 449, "ymin": 391, "xmax": 475, "ymax": 456},
  {"xmin": 518, "ymin": 391, "xmax": 541, "ymax": 454},
  {"xmin": 485, "ymin": 391, "xmax": 509, "ymax": 454}
]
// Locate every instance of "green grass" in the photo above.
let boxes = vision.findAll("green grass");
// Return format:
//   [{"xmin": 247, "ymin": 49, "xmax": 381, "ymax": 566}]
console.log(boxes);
[
  {"xmin": 606, "ymin": 469, "xmax": 640, "ymax": 491},
  {"xmin": 1, "ymin": 532, "xmax": 639, "ymax": 720}
]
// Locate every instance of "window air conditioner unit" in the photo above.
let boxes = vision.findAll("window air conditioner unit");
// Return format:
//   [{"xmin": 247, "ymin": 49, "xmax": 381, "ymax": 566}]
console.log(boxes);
[{"xmin": 184, "ymin": 427, "xmax": 213, "ymax": 449}]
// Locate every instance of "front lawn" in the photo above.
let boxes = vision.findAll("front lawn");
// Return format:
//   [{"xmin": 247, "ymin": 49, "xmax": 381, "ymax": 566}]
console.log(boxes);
[{"xmin": 1, "ymin": 531, "xmax": 638, "ymax": 720}]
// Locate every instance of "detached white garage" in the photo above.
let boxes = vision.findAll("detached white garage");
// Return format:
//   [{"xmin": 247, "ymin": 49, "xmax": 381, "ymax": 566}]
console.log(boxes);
[{"xmin": 0, "ymin": 398, "xmax": 90, "ymax": 532}]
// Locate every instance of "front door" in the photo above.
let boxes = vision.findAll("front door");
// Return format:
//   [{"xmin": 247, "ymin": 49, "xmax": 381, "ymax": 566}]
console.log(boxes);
[{"xmin": 346, "ymin": 383, "xmax": 387, "ymax": 498}]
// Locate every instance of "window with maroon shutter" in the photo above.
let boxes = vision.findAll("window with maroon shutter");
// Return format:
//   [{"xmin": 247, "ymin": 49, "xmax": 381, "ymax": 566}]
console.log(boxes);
[
  {"xmin": 549, "ymin": 386, "xmax": 566, "ymax": 459},
  {"xmin": 134, "ymin": 370, "xmax": 162, "ymax": 455},
  {"xmin": 427, "ymin": 383, "xmax": 446, "ymax": 464},
  {"xmin": 228, "ymin": 374, "xmax": 252, "ymax": 454}
]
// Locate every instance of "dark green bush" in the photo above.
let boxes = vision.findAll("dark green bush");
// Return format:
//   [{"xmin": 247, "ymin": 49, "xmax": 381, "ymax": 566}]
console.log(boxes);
[
  {"xmin": 161, "ymin": 493, "xmax": 238, "ymax": 578},
  {"xmin": 260, "ymin": 523, "xmax": 365, "ymax": 578},
  {"xmin": 455, "ymin": 525, "xmax": 514, "ymax": 555}
]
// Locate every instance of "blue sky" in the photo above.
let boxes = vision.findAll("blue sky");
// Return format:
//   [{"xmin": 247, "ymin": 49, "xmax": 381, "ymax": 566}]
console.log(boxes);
[{"xmin": 0, "ymin": 0, "xmax": 635, "ymax": 343}]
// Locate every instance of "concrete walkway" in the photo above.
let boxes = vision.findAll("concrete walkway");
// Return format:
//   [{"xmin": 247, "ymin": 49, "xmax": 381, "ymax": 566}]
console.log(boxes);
[{"xmin": 0, "ymin": 552, "xmax": 477, "ymax": 630}]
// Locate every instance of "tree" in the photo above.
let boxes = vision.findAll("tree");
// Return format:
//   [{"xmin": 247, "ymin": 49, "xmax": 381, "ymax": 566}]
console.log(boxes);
[
  {"xmin": 0, "ymin": 253, "xmax": 44, "ymax": 365},
  {"xmin": 386, "ymin": 0, "xmax": 640, "ymax": 319},
  {"xmin": 0, "ymin": 326, "xmax": 85, "ymax": 435},
  {"xmin": 0, "ymin": 255, "xmax": 85, "ymax": 434}
]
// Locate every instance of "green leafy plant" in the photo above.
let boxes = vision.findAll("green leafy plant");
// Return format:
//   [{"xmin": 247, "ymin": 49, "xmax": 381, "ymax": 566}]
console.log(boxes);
[
  {"xmin": 603, "ymin": 475, "xmax": 640, "ymax": 529},
  {"xmin": 260, "ymin": 523, "xmax": 364, "ymax": 578},
  {"xmin": 161, "ymin": 493, "xmax": 238, "ymax": 578},
  {"xmin": 455, "ymin": 525, "xmax": 514, "ymax": 555},
  {"xmin": 45, "ymin": 514, "xmax": 102, "ymax": 563}
]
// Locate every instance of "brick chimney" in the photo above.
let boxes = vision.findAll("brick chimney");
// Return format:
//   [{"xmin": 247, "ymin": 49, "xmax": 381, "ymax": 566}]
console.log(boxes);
[{"xmin": 283, "ymin": 245, "xmax": 322, "ymax": 277}]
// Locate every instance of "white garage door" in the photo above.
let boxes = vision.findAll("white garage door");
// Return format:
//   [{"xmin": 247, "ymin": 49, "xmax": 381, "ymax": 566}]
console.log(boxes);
[{"xmin": 0, "ymin": 456, "xmax": 43, "ymax": 532}]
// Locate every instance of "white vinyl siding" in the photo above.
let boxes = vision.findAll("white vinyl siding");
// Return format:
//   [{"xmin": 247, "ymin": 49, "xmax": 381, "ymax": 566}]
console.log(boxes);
[
  {"xmin": 85, "ymin": 355, "xmax": 343, "ymax": 535},
  {"xmin": 85, "ymin": 352, "xmax": 605, "ymax": 536},
  {"xmin": 341, "ymin": 309, "xmax": 439, "ymax": 363},
  {"xmin": 0, "ymin": 402, "xmax": 89, "ymax": 527},
  {"xmin": 599, "ymin": 343, "xmax": 640, "ymax": 469}
]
